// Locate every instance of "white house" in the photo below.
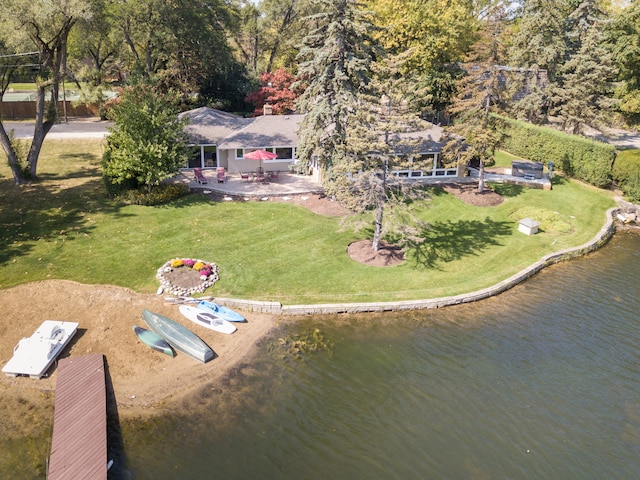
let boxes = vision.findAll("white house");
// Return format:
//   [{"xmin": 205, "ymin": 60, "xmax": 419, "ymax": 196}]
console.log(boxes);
[
  {"xmin": 179, "ymin": 106, "xmax": 304, "ymax": 176},
  {"xmin": 179, "ymin": 106, "xmax": 461, "ymax": 181}
]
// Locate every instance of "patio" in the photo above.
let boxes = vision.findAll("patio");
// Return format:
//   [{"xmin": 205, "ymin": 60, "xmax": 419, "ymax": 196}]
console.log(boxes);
[{"xmin": 173, "ymin": 170, "xmax": 324, "ymax": 197}]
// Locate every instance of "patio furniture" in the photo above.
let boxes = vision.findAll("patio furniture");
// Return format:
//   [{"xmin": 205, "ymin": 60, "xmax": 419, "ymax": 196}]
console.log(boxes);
[
  {"xmin": 193, "ymin": 168, "xmax": 208, "ymax": 184},
  {"xmin": 269, "ymin": 170, "xmax": 279, "ymax": 181},
  {"xmin": 216, "ymin": 167, "xmax": 226, "ymax": 183},
  {"xmin": 240, "ymin": 172, "xmax": 251, "ymax": 183}
]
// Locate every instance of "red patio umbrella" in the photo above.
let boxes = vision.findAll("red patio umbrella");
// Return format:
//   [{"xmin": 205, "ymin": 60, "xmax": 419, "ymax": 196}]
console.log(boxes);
[{"xmin": 243, "ymin": 149, "xmax": 278, "ymax": 171}]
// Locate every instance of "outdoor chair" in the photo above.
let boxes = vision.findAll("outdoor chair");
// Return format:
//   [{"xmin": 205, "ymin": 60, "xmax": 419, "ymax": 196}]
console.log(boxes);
[
  {"xmin": 193, "ymin": 167, "xmax": 208, "ymax": 184},
  {"xmin": 216, "ymin": 167, "xmax": 226, "ymax": 183},
  {"xmin": 240, "ymin": 172, "xmax": 250, "ymax": 183},
  {"xmin": 269, "ymin": 170, "xmax": 279, "ymax": 181}
]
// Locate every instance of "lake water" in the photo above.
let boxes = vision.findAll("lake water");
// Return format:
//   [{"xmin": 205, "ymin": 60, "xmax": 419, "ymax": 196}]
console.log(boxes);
[{"xmin": 12, "ymin": 232, "xmax": 640, "ymax": 479}]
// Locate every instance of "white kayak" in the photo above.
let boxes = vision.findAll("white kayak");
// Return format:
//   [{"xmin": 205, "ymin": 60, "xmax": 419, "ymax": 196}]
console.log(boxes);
[{"xmin": 179, "ymin": 305, "xmax": 237, "ymax": 335}]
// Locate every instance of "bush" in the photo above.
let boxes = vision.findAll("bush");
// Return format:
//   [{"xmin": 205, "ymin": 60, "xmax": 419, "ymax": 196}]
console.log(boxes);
[
  {"xmin": 101, "ymin": 82, "xmax": 190, "ymax": 190},
  {"xmin": 115, "ymin": 183, "xmax": 190, "ymax": 206},
  {"xmin": 613, "ymin": 150, "xmax": 640, "ymax": 203},
  {"xmin": 102, "ymin": 170, "xmax": 140, "ymax": 197},
  {"xmin": 495, "ymin": 115, "xmax": 615, "ymax": 188}
]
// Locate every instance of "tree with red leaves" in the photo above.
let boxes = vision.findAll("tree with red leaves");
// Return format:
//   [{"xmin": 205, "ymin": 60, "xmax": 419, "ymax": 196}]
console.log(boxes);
[{"xmin": 245, "ymin": 68, "xmax": 299, "ymax": 115}]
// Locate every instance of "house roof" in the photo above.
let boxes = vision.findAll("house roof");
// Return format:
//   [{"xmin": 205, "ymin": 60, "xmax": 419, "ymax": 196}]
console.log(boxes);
[
  {"xmin": 179, "ymin": 107, "xmax": 252, "ymax": 144},
  {"xmin": 180, "ymin": 106, "xmax": 443, "ymax": 153},
  {"xmin": 395, "ymin": 124, "xmax": 444, "ymax": 153},
  {"xmin": 218, "ymin": 114, "xmax": 305, "ymax": 149}
]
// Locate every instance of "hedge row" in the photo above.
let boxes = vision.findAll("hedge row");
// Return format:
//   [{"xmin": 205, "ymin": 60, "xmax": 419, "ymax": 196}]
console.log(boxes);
[
  {"xmin": 612, "ymin": 150, "xmax": 640, "ymax": 203},
  {"xmin": 494, "ymin": 115, "xmax": 616, "ymax": 188}
]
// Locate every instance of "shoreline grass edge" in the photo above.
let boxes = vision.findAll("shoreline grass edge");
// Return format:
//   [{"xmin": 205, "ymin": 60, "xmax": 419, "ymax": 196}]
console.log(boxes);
[{"xmin": 215, "ymin": 207, "xmax": 623, "ymax": 315}]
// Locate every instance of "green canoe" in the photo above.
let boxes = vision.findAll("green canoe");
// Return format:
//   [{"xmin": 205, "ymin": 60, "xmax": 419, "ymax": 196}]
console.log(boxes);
[
  {"xmin": 142, "ymin": 309, "xmax": 214, "ymax": 363},
  {"xmin": 132, "ymin": 325, "xmax": 175, "ymax": 357}
]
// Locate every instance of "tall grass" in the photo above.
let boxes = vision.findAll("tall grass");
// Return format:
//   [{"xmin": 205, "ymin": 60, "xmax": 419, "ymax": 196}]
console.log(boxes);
[{"xmin": 0, "ymin": 140, "xmax": 616, "ymax": 304}]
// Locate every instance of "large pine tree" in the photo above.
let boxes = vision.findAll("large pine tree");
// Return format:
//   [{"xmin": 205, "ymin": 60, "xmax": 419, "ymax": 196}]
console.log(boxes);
[
  {"xmin": 509, "ymin": 0, "xmax": 567, "ymax": 81},
  {"xmin": 507, "ymin": 0, "xmax": 569, "ymax": 123},
  {"xmin": 295, "ymin": 0, "xmax": 432, "ymax": 253},
  {"xmin": 606, "ymin": 1, "xmax": 640, "ymax": 120},
  {"xmin": 294, "ymin": 0, "xmax": 376, "ymax": 180},
  {"xmin": 549, "ymin": 0, "xmax": 617, "ymax": 134}
]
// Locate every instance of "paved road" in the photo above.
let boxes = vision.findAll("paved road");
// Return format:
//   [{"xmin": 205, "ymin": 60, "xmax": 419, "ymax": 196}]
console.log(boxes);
[
  {"xmin": 590, "ymin": 127, "xmax": 640, "ymax": 150},
  {"xmin": 2, "ymin": 118, "xmax": 112, "ymax": 139}
]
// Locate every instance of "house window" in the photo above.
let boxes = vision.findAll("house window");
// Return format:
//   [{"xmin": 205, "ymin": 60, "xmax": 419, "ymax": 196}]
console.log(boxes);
[
  {"xmin": 187, "ymin": 147, "xmax": 201, "ymax": 169},
  {"xmin": 236, "ymin": 149, "xmax": 244, "ymax": 159},
  {"xmin": 204, "ymin": 145, "xmax": 217, "ymax": 167},
  {"xmin": 186, "ymin": 145, "xmax": 217, "ymax": 168},
  {"xmin": 275, "ymin": 147, "xmax": 293, "ymax": 159}
]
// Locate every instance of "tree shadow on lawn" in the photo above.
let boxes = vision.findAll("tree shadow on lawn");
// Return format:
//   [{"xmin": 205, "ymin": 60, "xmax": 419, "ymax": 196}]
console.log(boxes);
[
  {"xmin": 0, "ymin": 176, "xmax": 132, "ymax": 266},
  {"xmin": 490, "ymin": 183, "xmax": 524, "ymax": 198},
  {"xmin": 406, "ymin": 217, "xmax": 513, "ymax": 270},
  {"xmin": 37, "ymin": 162, "xmax": 102, "ymax": 181},
  {"xmin": 144, "ymin": 190, "xmax": 215, "ymax": 210}
]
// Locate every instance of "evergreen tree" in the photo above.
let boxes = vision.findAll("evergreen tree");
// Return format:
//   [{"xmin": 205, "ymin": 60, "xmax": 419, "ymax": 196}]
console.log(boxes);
[
  {"xmin": 507, "ymin": 0, "xmax": 569, "ymax": 123},
  {"xmin": 294, "ymin": 0, "xmax": 376, "ymax": 181},
  {"xmin": 549, "ymin": 0, "xmax": 617, "ymax": 134},
  {"xmin": 295, "ymin": 0, "xmax": 433, "ymax": 252},
  {"xmin": 564, "ymin": 0, "xmax": 606, "ymax": 56},
  {"xmin": 509, "ymin": 0, "xmax": 568, "ymax": 82},
  {"xmin": 607, "ymin": 1, "xmax": 640, "ymax": 121}
]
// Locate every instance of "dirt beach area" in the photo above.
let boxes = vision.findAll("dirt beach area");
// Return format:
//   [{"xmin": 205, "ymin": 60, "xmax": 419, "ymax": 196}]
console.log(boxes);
[
  {"xmin": 0, "ymin": 280, "xmax": 279, "ymax": 419},
  {"xmin": 0, "ymin": 195, "xmax": 346, "ymax": 421}
]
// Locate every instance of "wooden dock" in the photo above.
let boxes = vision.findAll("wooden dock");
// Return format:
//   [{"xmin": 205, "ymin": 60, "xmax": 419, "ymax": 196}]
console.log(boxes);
[{"xmin": 48, "ymin": 353, "xmax": 107, "ymax": 480}]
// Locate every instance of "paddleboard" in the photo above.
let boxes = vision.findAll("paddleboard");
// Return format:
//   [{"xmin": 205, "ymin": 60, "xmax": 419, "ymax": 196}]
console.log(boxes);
[
  {"xmin": 198, "ymin": 300, "xmax": 246, "ymax": 322},
  {"xmin": 179, "ymin": 305, "xmax": 237, "ymax": 334},
  {"xmin": 132, "ymin": 325, "xmax": 175, "ymax": 357}
]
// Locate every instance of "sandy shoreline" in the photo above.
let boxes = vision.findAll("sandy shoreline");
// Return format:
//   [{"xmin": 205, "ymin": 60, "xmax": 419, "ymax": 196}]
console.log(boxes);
[{"xmin": 0, "ymin": 280, "xmax": 279, "ymax": 419}]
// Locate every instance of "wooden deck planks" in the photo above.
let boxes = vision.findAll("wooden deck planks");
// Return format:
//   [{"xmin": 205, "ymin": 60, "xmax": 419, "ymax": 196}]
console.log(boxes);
[{"xmin": 48, "ymin": 353, "xmax": 107, "ymax": 480}]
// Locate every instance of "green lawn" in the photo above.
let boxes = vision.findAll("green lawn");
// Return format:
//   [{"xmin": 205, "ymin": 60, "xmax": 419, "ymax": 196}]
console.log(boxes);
[
  {"xmin": 493, "ymin": 149, "xmax": 520, "ymax": 167},
  {"xmin": 0, "ymin": 140, "xmax": 616, "ymax": 304},
  {"xmin": 7, "ymin": 82, "xmax": 36, "ymax": 91},
  {"xmin": 8, "ymin": 82, "xmax": 75, "ymax": 92}
]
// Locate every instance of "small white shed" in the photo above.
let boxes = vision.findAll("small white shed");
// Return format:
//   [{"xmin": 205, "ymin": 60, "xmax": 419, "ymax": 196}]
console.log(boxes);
[{"xmin": 518, "ymin": 218, "xmax": 540, "ymax": 235}]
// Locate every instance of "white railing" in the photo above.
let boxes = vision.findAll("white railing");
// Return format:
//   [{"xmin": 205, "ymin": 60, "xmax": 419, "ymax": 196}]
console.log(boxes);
[{"xmin": 390, "ymin": 167, "xmax": 459, "ymax": 179}]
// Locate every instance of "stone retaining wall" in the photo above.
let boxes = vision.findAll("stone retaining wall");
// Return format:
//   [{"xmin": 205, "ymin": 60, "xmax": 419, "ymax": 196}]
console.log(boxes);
[{"xmin": 213, "ymin": 207, "xmax": 625, "ymax": 316}]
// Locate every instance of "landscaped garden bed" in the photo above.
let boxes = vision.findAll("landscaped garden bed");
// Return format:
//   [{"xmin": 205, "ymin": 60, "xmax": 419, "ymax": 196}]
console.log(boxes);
[{"xmin": 156, "ymin": 258, "xmax": 219, "ymax": 296}]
